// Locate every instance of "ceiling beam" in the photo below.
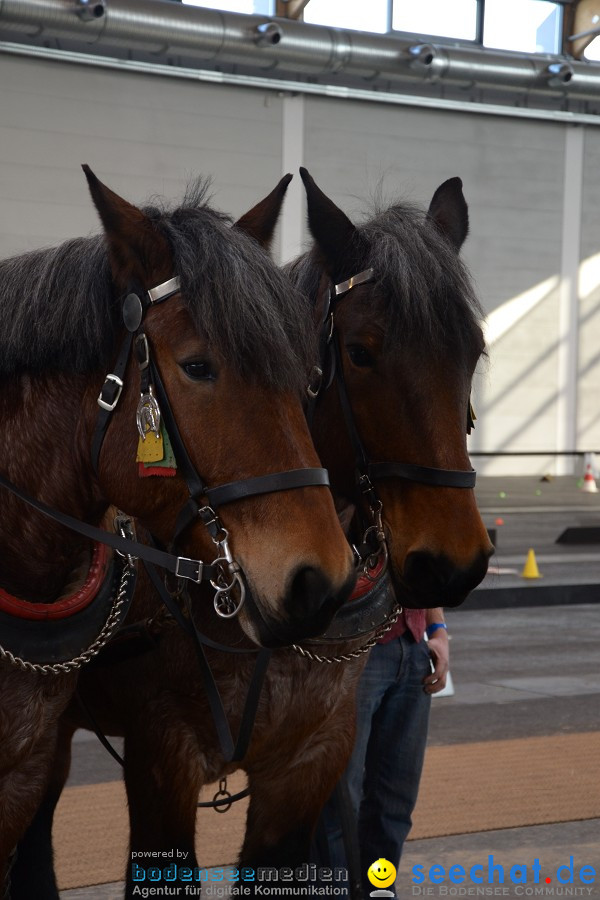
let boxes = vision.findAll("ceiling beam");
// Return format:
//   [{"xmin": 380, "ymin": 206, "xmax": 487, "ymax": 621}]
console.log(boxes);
[{"xmin": 275, "ymin": 0, "xmax": 311, "ymax": 21}]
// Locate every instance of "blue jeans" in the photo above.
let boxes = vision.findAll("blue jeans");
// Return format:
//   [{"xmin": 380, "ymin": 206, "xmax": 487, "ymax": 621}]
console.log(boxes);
[{"xmin": 321, "ymin": 634, "xmax": 432, "ymax": 898}]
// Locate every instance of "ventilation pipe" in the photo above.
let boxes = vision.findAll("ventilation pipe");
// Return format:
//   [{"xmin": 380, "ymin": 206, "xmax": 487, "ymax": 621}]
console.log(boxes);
[{"xmin": 2, "ymin": 0, "xmax": 600, "ymax": 100}]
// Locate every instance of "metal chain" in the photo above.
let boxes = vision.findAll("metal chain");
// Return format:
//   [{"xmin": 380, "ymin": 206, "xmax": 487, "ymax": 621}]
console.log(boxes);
[
  {"xmin": 291, "ymin": 604, "xmax": 402, "ymax": 664},
  {"xmin": 0, "ymin": 561, "xmax": 136, "ymax": 676}
]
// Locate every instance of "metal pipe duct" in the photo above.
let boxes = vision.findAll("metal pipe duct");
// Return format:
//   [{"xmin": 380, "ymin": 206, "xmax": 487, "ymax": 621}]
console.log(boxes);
[{"xmin": 2, "ymin": 0, "xmax": 600, "ymax": 100}]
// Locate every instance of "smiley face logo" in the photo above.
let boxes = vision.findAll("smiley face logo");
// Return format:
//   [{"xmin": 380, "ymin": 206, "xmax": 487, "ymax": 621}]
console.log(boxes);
[{"xmin": 367, "ymin": 858, "xmax": 397, "ymax": 889}]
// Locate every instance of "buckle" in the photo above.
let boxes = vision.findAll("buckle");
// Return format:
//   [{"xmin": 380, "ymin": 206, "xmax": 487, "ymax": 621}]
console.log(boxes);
[
  {"xmin": 134, "ymin": 333, "xmax": 150, "ymax": 371},
  {"xmin": 114, "ymin": 513, "xmax": 137, "ymax": 567},
  {"xmin": 306, "ymin": 366, "xmax": 323, "ymax": 400},
  {"xmin": 175, "ymin": 556, "xmax": 204, "ymax": 584},
  {"xmin": 97, "ymin": 374, "xmax": 124, "ymax": 411}
]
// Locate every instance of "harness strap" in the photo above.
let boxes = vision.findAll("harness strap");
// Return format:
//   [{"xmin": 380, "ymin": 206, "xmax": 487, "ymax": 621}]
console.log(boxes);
[
  {"xmin": 76, "ymin": 690, "xmax": 127, "ymax": 768},
  {"xmin": 330, "ymin": 306, "xmax": 476, "ymax": 491},
  {"xmin": 150, "ymin": 359, "xmax": 208, "ymax": 502},
  {"xmin": 205, "ymin": 468, "xmax": 330, "ymax": 508},
  {"xmin": 78, "ymin": 557, "xmax": 270, "ymax": 777},
  {"xmin": 306, "ymin": 285, "xmax": 336, "ymax": 431},
  {"xmin": 151, "ymin": 359, "xmax": 330, "ymax": 510},
  {"xmin": 143, "ymin": 558, "xmax": 271, "ymax": 763},
  {"xmin": 92, "ymin": 278, "xmax": 180, "ymax": 475},
  {"xmin": 91, "ymin": 331, "xmax": 135, "ymax": 475},
  {"xmin": 368, "ymin": 461, "xmax": 476, "ymax": 489},
  {"xmin": 197, "ymin": 787, "xmax": 250, "ymax": 809},
  {"xmin": 331, "ymin": 335, "xmax": 370, "ymax": 474},
  {"xmin": 0, "ymin": 471, "xmax": 215, "ymax": 584}
]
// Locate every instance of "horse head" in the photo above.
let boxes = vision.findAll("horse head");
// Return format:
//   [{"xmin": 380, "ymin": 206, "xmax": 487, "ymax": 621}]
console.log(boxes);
[
  {"xmin": 295, "ymin": 169, "xmax": 492, "ymax": 609},
  {"xmin": 76, "ymin": 170, "xmax": 355, "ymax": 645}
]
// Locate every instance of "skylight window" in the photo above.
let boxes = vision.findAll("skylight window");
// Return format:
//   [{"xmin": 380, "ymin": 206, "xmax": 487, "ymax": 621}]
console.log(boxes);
[
  {"xmin": 304, "ymin": 0, "xmax": 389, "ymax": 34},
  {"xmin": 392, "ymin": 0, "xmax": 478, "ymax": 41}
]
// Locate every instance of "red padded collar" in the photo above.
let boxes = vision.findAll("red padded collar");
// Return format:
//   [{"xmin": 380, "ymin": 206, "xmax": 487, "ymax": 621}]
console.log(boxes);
[
  {"xmin": 349, "ymin": 555, "xmax": 386, "ymax": 601},
  {"xmin": 0, "ymin": 543, "xmax": 109, "ymax": 620}
]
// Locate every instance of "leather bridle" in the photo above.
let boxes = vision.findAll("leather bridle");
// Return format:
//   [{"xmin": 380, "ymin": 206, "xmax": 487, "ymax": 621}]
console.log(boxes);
[
  {"xmin": 308, "ymin": 266, "xmax": 477, "ymax": 575},
  {"xmin": 0, "ymin": 274, "xmax": 332, "ymax": 622},
  {"xmin": 85, "ymin": 274, "xmax": 333, "ymax": 618}
]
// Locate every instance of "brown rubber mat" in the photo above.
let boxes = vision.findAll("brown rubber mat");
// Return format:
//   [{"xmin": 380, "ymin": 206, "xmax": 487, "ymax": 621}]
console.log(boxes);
[
  {"xmin": 54, "ymin": 771, "xmax": 249, "ymax": 890},
  {"xmin": 413, "ymin": 731, "xmax": 600, "ymax": 838},
  {"xmin": 54, "ymin": 732, "xmax": 600, "ymax": 890}
]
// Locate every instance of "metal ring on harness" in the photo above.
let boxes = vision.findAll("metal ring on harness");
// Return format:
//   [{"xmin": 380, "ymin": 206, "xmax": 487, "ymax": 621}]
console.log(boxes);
[{"xmin": 211, "ymin": 778, "xmax": 234, "ymax": 814}]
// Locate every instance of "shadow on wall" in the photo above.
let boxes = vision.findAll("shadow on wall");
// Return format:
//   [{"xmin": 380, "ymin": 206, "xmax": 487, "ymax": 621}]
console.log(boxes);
[{"xmin": 470, "ymin": 251, "xmax": 600, "ymax": 475}]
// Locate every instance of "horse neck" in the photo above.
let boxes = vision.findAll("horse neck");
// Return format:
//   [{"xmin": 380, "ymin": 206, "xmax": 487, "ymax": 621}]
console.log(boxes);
[{"xmin": 0, "ymin": 371, "xmax": 104, "ymax": 602}]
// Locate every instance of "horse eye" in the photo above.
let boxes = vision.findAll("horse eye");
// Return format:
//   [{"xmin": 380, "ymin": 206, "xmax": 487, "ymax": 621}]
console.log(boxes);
[
  {"xmin": 181, "ymin": 360, "xmax": 216, "ymax": 381},
  {"xmin": 347, "ymin": 344, "xmax": 374, "ymax": 368}
]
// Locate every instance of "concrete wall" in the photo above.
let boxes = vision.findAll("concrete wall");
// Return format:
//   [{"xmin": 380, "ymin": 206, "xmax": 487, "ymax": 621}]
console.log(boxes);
[
  {"xmin": 0, "ymin": 54, "xmax": 284, "ymax": 254},
  {"xmin": 1, "ymin": 51, "xmax": 598, "ymax": 474}
]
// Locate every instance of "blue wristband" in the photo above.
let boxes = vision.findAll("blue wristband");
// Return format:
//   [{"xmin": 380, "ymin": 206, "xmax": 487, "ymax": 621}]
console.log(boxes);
[{"xmin": 426, "ymin": 622, "xmax": 447, "ymax": 639}]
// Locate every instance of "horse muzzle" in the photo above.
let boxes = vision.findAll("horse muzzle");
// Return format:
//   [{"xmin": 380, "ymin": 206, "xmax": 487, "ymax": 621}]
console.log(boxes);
[
  {"xmin": 241, "ymin": 565, "xmax": 356, "ymax": 648},
  {"xmin": 397, "ymin": 547, "xmax": 492, "ymax": 609}
]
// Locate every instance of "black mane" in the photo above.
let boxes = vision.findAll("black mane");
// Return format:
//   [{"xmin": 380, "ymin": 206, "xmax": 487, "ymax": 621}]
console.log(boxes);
[
  {"xmin": 287, "ymin": 200, "xmax": 484, "ymax": 366},
  {"xmin": 0, "ymin": 180, "xmax": 312, "ymax": 392}
]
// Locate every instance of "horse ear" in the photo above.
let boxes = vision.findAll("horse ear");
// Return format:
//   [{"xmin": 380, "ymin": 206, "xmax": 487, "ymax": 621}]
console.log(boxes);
[
  {"xmin": 235, "ymin": 174, "xmax": 293, "ymax": 249},
  {"xmin": 427, "ymin": 176, "xmax": 469, "ymax": 252},
  {"xmin": 82, "ymin": 164, "xmax": 172, "ymax": 289},
  {"xmin": 299, "ymin": 167, "xmax": 365, "ymax": 276}
]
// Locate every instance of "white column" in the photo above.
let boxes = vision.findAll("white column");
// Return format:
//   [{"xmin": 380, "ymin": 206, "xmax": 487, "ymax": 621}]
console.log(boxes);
[
  {"xmin": 556, "ymin": 125, "xmax": 584, "ymax": 475},
  {"xmin": 279, "ymin": 93, "xmax": 305, "ymax": 265}
]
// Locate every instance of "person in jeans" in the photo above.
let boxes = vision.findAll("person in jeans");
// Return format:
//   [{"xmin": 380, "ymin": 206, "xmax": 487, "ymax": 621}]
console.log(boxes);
[{"xmin": 320, "ymin": 607, "xmax": 449, "ymax": 898}]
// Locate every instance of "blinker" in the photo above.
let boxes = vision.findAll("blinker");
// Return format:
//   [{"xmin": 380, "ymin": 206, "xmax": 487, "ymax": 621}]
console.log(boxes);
[{"xmin": 123, "ymin": 292, "xmax": 143, "ymax": 333}]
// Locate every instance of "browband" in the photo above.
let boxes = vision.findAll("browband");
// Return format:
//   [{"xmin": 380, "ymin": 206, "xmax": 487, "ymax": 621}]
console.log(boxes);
[
  {"xmin": 147, "ymin": 276, "xmax": 181, "ymax": 305},
  {"xmin": 334, "ymin": 267, "xmax": 375, "ymax": 298}
]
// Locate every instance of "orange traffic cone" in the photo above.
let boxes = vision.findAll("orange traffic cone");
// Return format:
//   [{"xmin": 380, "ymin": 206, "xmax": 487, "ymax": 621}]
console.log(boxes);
[
  {"xmin": 521, "ymin": 548, "xmax": 542, "ymax": 579},
  {"xmin": 581, "ymin": 462, "xmax": 598, "ymax": 494}
]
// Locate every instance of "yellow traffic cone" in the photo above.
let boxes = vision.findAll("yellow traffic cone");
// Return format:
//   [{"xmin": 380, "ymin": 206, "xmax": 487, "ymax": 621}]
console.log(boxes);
[{"xmin": 521, "ymin": 548, "xmax": 542, "ymax": 579}]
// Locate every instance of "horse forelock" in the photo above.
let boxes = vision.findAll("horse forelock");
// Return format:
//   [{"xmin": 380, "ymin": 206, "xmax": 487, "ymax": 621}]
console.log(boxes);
[
  {"xmin": 359, "ymin": 203, "xmax": 485, "ymax": 367},
  {"xmin": 150, "ymin": 195, "xmax": 313, "ymax": 394},
  {"xmin": 287, "ymin": 201, "xmax": 486, "ymax": 374},
  {"xmin": 0, "ymin": 180, "xmax": 312, "ymax": 393}
]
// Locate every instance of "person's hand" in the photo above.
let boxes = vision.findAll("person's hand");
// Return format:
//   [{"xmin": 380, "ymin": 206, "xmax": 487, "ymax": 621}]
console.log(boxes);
[{"xmin": 423, "ymin": 631, "xmax": 449, "ymax": 694}]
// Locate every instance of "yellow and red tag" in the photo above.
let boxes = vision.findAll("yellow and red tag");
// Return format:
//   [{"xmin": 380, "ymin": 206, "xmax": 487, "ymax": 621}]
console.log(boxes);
[{"xmin": 137, "ymin": 423, "xmax": 177, "ymax": 478}]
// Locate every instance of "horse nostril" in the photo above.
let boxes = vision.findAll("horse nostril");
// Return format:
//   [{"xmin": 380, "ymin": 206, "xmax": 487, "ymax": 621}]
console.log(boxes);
[
  {"xmin": 403, "ymin": 549, "xmax": 489, "ymax": 606},
  {"xmin": 281, "ymin": 565, "xmax": 352, "ymax": 640},
  {"xmin": 403, "ymin": 551, "xmax": 452, "ymax": 596},
  {"xmin": 288, "ymin": 566, "xmax": 334, "ymax": 615}
]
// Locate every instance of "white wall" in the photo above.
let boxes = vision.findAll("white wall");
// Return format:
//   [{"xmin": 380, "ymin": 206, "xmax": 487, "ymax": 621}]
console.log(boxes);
[
  {"xmin": 0, "ymin": 54, "xmax": 284, "ymax": 254},
  {"xmin": 302, "ymin": 97, "xmax": 571, "ymax": 475},
  {"xmin": 1, "ymin": 51, "xmax": 598, "ymax": 474}
]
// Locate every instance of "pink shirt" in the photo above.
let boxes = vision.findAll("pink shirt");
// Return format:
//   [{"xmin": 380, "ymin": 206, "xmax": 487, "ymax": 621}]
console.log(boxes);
[{"xmin": 378, "ymin": 607, "xmax": 426, "ymax": 645}]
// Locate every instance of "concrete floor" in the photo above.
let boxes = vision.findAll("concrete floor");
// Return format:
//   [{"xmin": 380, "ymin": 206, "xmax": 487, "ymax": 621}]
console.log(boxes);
[{"xmin": 473, "ymin": 475, "xmax": 600, "ymax": 600}]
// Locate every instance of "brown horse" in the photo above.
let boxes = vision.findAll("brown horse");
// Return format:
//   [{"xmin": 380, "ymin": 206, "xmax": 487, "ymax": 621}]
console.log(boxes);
[
  {"xmin": 0, "ymin": 170, "xmax": 356, "ymax": 896},
  {"xmin": 11, "ymin": 171, "xmax": 492, "ymax": 899}
]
